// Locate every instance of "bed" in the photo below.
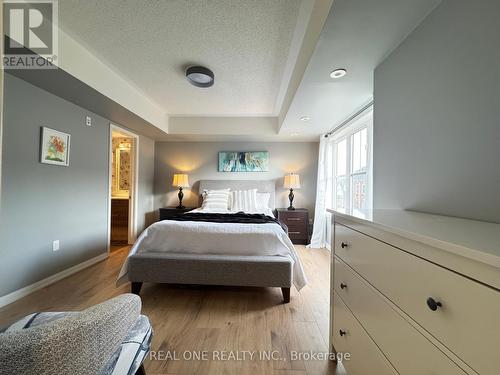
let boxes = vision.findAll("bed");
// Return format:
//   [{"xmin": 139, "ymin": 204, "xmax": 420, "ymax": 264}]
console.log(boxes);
[{"xmin": 116, "ymin": 180, "xmax": 307, "ymax": 303}]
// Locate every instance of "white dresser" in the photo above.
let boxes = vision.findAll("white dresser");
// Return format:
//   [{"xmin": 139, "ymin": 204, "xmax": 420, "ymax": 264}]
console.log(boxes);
[{"xmin": 328, "ymin": 209, "xmax": 500, "ymax": 375}]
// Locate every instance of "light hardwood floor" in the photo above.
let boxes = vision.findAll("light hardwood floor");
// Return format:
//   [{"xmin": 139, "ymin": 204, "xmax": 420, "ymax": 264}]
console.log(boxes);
[{"xmin": 0, "ymin": 246, "xmax": 344, "ymax": 375}]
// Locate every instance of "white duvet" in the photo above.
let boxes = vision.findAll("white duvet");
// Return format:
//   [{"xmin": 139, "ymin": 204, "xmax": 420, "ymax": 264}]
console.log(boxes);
[{"xmin": 117, "ymin": 210, "xmax": 307, "ymax": 290}]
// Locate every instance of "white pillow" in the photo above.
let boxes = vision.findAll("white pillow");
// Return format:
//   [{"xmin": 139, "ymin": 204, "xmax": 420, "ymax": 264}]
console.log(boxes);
[
  {"xmin": 232, "ymin": 189, "xmax": 258, "ymax": 212},
  {"xmin": 256, "ymin": 192, "xmax": 271, "ymax": 210},
  {"xmin": 201, "ymin": 189, "xmax": 231, "ymax": 211}
]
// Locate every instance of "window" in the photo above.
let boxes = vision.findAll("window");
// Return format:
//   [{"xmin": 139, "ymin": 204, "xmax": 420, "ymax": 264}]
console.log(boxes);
[
  {"xmin": 308, "ymin": 106, "xmax": 372, "ymax": 250},
  {"xmin": 332, "ymin": 109, "xmax": 372, "ymax": 215}
]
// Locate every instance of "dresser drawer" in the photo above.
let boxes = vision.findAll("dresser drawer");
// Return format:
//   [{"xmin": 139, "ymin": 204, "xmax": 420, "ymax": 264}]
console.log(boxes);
[
  {"xmin": 287, "ymin": 228, "xmax": 307, "ymax": 239},
  {"xmin": 334, "ymin": 256, "xmax": 468, "ymax": 375},
  {"xmin": 332, "ymin": 292, "xmax": 397, "ymax": 375},
  {"xmin": 282, "ymin": 215, "xmax": 306, "ymax": 225},
  {"xmin": 335, "ymin": 223, "xmax": 500, "ymax": 375}
]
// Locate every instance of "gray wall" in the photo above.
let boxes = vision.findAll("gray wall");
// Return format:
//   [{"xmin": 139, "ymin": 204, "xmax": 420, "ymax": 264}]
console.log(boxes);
[
  {"xmin": 0, "ymin": 74, "xmax": 155, "ymax": 297},
  {"xmin": 154, "ymin": 141, "xmax": 319, "ymax": 217},
  {"xmin": 373, "ymin": 0, "xmax": 500, "ymax": 223},
  {"xmin": 137, "ymin": 135, "xmax": 155, "ymax": 230}
]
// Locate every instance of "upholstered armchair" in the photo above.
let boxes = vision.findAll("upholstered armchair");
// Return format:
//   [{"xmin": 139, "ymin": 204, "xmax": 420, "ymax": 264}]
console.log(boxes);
[{"xmin": 0, "ymin": 294, "xmax": 152, "ymax": 375}]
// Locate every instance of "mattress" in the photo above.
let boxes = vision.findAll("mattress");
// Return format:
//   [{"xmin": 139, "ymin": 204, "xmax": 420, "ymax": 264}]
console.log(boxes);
[{"xmin": 117, "ymin": 211, "xmax": 307, "ymax": 290}]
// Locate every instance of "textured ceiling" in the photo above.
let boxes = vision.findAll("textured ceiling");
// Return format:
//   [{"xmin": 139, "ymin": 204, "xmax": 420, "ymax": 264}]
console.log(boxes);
[{"xmin": 58, "ymin": 0, "xmax": 301, "ymax": 116}]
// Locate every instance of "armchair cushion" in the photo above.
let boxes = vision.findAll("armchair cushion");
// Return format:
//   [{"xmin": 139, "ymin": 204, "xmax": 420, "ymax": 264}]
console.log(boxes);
[{"xmin": 0, "ymin": 294, "xmax": 151, "ymax": 375}]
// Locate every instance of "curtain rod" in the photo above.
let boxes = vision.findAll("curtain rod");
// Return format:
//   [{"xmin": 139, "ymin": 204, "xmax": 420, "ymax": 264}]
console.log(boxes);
[{"xmin": 324, "ymin": 101, "xmax": 373, "ymax": 138}]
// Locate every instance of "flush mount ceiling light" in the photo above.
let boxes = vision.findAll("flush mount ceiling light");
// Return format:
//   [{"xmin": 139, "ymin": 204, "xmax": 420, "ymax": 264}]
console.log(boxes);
[
  {"xmin": 330, "ymin": 68, "xmax": 347, "ymax": 79},
  {"xmin": 299, "ymin": 116, "xmax": 311, "ymax": 122},
  {"xmin": 186, "ymin": 66, "xmax": 214, "ymax": 88}
]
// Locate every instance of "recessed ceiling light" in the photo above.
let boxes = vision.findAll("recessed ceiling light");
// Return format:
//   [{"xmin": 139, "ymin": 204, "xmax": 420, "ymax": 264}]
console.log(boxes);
[
  {"xmin": 186, "ymin": 66, "xmax": 214, "ymax": 88},
  {"xmin": 290, "ymin": 133, "xmax": 299, "ymax": 137},
  {"xmin": 299, "ymin": 116, "xmax": 311, "ymax": 122},
  {"xmin": 330, "ymin": 68, "xmax": 347, "ymax": 79}
]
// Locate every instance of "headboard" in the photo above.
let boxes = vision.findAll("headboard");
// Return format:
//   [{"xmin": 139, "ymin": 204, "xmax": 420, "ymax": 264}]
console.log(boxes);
[{"xmin": 198, "ymin": 180, "xmax": 276, "ymax": 209}]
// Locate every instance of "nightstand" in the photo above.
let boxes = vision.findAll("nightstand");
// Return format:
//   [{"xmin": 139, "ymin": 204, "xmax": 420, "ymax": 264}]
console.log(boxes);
[
  {"xmin": 159, "ymin": 206, "xmax": 196, "ymax": 221},
  {"xmin": 276, "ymin": 208, "xmax": 309, "ymax": 245}
]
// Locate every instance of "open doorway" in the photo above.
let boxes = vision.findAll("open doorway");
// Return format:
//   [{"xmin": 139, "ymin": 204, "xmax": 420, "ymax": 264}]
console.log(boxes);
[{"xmin": 108, "ymin": 124, "xmax": 138, "ymax": 253}]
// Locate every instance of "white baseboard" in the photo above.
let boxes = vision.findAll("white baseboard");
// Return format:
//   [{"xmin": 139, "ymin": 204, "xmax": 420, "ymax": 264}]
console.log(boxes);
[{"xmin": 0, "ymin": 253, "xmax": 109, "ymax": 308}]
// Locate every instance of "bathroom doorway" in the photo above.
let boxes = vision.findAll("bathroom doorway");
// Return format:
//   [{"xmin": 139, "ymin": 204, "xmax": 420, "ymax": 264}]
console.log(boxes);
[{"xmin": 108, "ymin": 124, "xmax": 138, "ymax": 253}]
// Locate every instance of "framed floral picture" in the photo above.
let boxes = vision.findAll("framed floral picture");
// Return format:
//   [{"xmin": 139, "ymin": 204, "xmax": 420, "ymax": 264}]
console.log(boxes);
[{"xmin": 40, "ymin": 127, "xmax": 71, "ymax": 166}]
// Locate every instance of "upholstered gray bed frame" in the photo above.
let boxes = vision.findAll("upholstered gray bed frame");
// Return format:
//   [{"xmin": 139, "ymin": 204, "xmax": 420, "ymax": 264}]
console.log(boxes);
[{"xmin": 128, "ymin": 180, "xmax": 293, "ymax": 303}]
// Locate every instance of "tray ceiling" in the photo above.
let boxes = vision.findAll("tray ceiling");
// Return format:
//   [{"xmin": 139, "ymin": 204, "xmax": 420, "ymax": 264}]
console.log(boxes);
[{"xmin": 59, "ymin": 0, "xmax": 302, "ymax": 116}]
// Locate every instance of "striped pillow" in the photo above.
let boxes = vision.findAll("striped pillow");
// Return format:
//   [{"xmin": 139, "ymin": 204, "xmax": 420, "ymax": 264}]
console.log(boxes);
[
  {"xmin": 232, "ymin": 189, "xmax": 258, "ymax": 212},
  {"xmin": 201, "ymin": 189, "xmax": 231, "ymax": 211}
]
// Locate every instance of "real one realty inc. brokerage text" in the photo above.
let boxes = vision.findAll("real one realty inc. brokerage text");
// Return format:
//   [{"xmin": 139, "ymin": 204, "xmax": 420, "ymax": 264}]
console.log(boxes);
[{"xmin": 149, "ymin": 350, "xmax": 351, "ymax": 362}]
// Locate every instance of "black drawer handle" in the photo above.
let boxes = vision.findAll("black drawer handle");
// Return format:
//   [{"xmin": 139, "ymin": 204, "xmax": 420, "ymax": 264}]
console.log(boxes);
[
  {"xmin": 426, "ymin": 297, "xmax": 442, "ymax": 311},
  {"xmin": 341, "ymin": 242, "xmax": 348, "ymax": 249},
  {"xmin": 340, "ymin": 283, "xmax": 347, "ymax": 290},
  {"xmin": 339, "ymin": 329, "xmax": 347, "ymax": 337}
]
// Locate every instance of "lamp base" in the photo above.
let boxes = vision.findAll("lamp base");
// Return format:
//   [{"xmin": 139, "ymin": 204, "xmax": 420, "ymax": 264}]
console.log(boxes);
[
  {"xmin": 287, "ymin": 188, "xmax": 295, "ymax": 210},
  {"xmin": 177, "ymin": 187, "xmax": 184, "ymax": 210}
]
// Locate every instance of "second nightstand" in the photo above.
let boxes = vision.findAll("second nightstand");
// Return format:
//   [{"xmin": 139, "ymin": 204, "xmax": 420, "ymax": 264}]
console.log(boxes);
[
  {"xmin": 159, "ymin": 206, "xmax": 196, "ymax": 221},
  {"xmin": 276, "ymin": 208, "xmax": 309, "ymax": 245}
]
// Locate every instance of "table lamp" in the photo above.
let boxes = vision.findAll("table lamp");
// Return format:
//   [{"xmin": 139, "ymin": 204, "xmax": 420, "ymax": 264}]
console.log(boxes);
[
  {"xmin": 172, "ymin": 174, "xmax": 189, "ymax": 209},
  {"xmin": 284, "ymin": 173, "xmax": 300, "ymax": 210}
]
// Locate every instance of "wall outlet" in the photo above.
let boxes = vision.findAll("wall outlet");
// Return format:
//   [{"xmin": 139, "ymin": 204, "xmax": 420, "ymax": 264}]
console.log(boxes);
[
  {"xmin": 85, "ymin": 116, "xmax": 92, "ymax": 126},
  {"xmin": 52, "ymin": 240, "xmax": 60, "ymax": 252}
]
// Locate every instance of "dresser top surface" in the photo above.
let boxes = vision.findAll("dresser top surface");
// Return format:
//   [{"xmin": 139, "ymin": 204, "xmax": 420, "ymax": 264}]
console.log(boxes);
[{"xmin": 328, "ymin": 209, "xmax": 500, "ymax": 268}]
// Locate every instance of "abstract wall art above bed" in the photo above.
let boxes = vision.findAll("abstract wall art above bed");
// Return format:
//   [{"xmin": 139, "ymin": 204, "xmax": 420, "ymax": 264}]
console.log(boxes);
[{"xmin": 218, "ymin": 151, "xmax": 269, "ymax": 172}]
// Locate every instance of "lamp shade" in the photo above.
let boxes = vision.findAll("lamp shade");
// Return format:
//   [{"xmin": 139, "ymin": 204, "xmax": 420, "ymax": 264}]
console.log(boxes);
[
  {"xmin": 284, "ymin": 173, "xmax": 301, "ymax": 189},
  {"xmin": 172, "ymin": 174, "xmax": 189, "ymax": 188}
]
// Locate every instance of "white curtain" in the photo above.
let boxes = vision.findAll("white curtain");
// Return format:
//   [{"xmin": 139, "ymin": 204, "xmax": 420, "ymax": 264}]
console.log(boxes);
[{"xmin": 308, "ymin": 135, "xmax": 334, "ymax": 249}]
